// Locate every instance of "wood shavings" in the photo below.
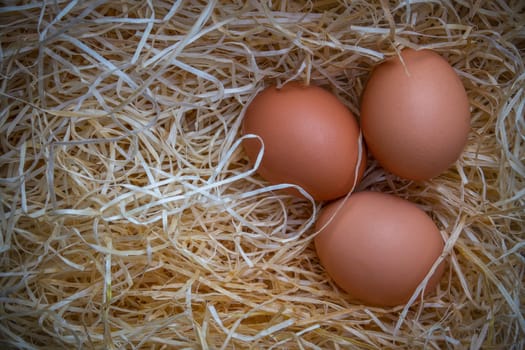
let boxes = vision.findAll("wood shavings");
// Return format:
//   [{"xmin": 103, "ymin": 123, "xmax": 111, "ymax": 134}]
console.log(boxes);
[{"xmin": 0, "ymin": 1, "xmax": 523, "ymax": 349}]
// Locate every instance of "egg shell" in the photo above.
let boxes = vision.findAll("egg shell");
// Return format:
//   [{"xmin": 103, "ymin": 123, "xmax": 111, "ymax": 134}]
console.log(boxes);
[
  {"xmin": 242, "ymin": 82, "xmax": 366, "ymax": 201},
  {"xmin": 314, "ymin": 191, "xmax": 445, "ymax": 307},
  {"xmin": 361, "ymin": 48, "xmax": 470, "ymax": 180}
]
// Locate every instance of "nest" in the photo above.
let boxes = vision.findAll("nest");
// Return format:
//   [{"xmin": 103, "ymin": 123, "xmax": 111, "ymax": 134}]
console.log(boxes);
[{"xmin": 1, "ymin": 1, "xmax": 523, "ymax": 349}]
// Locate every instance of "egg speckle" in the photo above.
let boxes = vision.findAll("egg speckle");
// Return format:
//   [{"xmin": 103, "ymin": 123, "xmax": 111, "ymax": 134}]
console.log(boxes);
[
  {"xmin": 314, "ymin": 191, "xmax": 445, "ymax": 307},
  {"xmin": 361, "ymin": 49, "xmax": 470, "ymax": 180},
  {"xmin": 242, "ymin": 82, "xmax": 366, "ymax": 201}
]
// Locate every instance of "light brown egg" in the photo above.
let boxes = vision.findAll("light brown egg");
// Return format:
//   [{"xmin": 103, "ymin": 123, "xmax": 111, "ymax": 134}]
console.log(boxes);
[
  {"xmin": 314, "ymin": 191, "xmax": 445, "ymax": 307},
  {"xmin": 242, "ymin": 82, "xmax": 366, "ymax": 201},
  {"xmin": 361, "ymin": 48, "xmax": 470, "ymax": 180}
]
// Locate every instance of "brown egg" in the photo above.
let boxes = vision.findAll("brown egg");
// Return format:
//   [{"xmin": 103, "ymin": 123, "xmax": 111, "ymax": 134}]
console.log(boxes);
[
  {"xmin": 361, "ymin": 48, "xmax": 470, "ymax": 180},
  {"xmin": 242, "ymin": 82, "xmax": 366, "ymax": 201},
  {"xmin": 314, "ymin": 191, "xmax": 445, "ymax": 307}
]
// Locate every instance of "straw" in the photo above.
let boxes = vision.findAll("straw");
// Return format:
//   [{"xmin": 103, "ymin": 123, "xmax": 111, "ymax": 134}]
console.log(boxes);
[{"xmin": 0, "ymin": 1, "xmax": 523, "ymax": 349}]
